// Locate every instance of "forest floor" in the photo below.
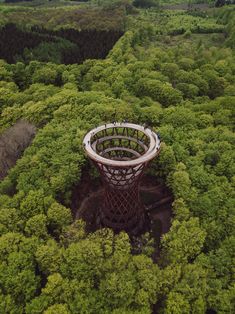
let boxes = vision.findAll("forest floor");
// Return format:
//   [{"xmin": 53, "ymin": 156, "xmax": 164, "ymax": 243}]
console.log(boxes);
[{"xmin": 71, "ymin": 172, "xmax": 173, "ymax": 247}]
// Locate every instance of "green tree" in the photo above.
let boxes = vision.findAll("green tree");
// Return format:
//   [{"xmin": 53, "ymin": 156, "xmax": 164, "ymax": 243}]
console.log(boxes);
[
  {"xmin": 203, "ymin": 70, "xmax": 227, "ymax": 99},
  {"xmin": 47, "ymin": 202, "xmax": 72, "ymax": 236},
  {"xmin": 172, "ymin": 198, "xmax": 191, "ymax": 222},
  {"xmin": 161, "ymin": 218, "xmax": 206, "ymax": 264},
  {"xmin": 135, "ymin": 78, "xmax": 182, "ymax": 106},
  {"xmin": 133, "ymin": 0, "xmax": 159, "ymax": 8},
  {"xmin": 151, "ymin": 143, "xmax": 176, "ymax": 178},
  {"xmin": 0, "ymin": 233, "xmax": 40, "ymax": 306},
  {"xmin": 169, "ymin": 164, "xmax": 192, "ymax": 200},
  {"xmin": 36, "ymin": 240, "xmax": 63, "ymax": 275},
  {"xmin": 176, "ymin": 83, "xmax": 199, "ymax": 99},
  {"xmin": 165, "ymin": 292, "xmax": 190, "ymax": 314},
  {"xmin": 32, "ymin": 66, "xmax": 58, "ymax": 85},
  {"xmin": 0, "ymin": 208, "xmax": 22, "ymax": 234},
  {"xmin": 161, "ymin": 63, "xmax": 179, "ymax": 81},
  {"xmin": 60, "ymin": 220, "xmax": 86, "ymax": 247},
  {"xmin": 0, "ymin": 292, "xmax": 19, "ymax": 314},
  {"xmin": 19, "ymin": 190, "xmax": 54, "ymax": 220},
  {"xmin": 44, "ymin": 303, "xmax": 71, "ymax": 314},
  {"xmin": 25, "ymin": 214, "xmax": 48, "ymax": 239}
]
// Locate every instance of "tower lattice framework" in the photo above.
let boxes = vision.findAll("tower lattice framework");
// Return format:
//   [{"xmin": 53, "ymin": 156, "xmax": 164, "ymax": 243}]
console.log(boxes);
[{"xmin": 83, "ymin": 122, "xmax": 161, "ymax": 234}]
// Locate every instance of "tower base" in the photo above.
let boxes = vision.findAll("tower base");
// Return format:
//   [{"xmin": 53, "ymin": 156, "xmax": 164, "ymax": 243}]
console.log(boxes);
[{"xmin": 100, "ymin": 206, "xmax": 146, "ymax": 235}]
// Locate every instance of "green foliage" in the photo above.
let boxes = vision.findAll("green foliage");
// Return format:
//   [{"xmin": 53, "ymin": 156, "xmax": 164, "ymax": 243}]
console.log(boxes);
[
  {"xmin": 28, "ymin": 230, "xmax": 160, "ymax": 313},
  {"xmin": 35, "ymin": 240, "xmax": 63, "ymax": 275},
  {"xmin": 151, "ymin": 143, "xmax": 176, "ymax": 177},
  {"xmin": 133, "ymin": 0, "xmax": 159, "ymax": 8},
  {"xmin": 176, "ymin": 82, "xmax": 199, "ymax": 98},
  {"xmin": 0, "ymin": 207, "xmax": 22, "ymax": 234},
  {"xmin": 0, "ymin": 3, "xmax": 234, "ymax": 314},
  {"xmin": 32, "ymin": 66, "xmax": 59, "ymax": 85},
  {"xmin": 44, "ymin": 304, "xmax": 71, "ymax": 314},
  {"xmin": 60, "ymin": 220, "xmax": 86, "ymax": 246},
  {"xmin": 19, "ymin": 189, "xmax": 54, "ymax": 220},
  {"xmin": 165, "ymin": 292, "xmax": 191, "ymax": 314},
  {"xmin": 47, "ymin": 202, "xmax": 73, "ymax": 235},
  {"xmin": 161, "ymin": 218, "xmax": 206, "ymax": 264},
  {"xmin": 0, "ymin": 5, "xmax": 126, "ymax": 31},
  {"xmin": 135, "ymin": 78, "xmax": 183, "ymax": 106},
  {"xmin": 0, "ymin": 233, "xmax": 40, "ymax": 308},
  {"xmin": 172, "ymin": 198, "xmax": 191, "ymax": 221},
  {"xmin": 169, "ymin": 164, "xmax": 192, "ymax": 199},
  {"xmin": 24, "ymin": 214, "xmax": 48, "ymax": 238},
  {"xmin": 21, "ymin": 39, "xmax": 76, "ymax": 64}
]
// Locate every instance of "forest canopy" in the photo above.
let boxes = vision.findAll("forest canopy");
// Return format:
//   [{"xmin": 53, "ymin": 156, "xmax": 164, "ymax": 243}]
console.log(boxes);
[{"xmin": 0, "ymin": 1, "xmax": 234, "ymax": 314}]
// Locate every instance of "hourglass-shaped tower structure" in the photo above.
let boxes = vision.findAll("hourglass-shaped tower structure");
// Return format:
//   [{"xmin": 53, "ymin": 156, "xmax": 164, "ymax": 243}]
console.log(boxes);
[{"xmin": 83, "ymin": 122, "xmax": 161, "ymax": 234}]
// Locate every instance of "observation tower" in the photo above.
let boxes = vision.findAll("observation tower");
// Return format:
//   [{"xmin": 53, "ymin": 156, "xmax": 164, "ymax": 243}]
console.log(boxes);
[{"xmin": 83, "ymin": 122, "xmax": 161, "ymax": 234}]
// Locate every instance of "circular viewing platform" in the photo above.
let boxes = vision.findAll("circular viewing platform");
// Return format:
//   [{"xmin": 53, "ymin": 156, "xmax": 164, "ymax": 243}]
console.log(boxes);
[
  {"xmin": 83, "ymin": 122, "xmax": 161, "ymax": 234},
  {"xmin": 83, "ymin": 122, "xmax": 161, "ymax": 167}
]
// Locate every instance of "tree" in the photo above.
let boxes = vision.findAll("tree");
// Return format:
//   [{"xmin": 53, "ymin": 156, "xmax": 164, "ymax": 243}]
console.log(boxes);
[
  {"xmin": 44, "ymin": 304, "xmax": 71, "ymax": 314},
  {"xmin": 172, "ymin": 198, "xmax": 191, "ymax": 222},
  {"xmin": 24, "ymin": 214, "xmax": 48, "ymax": 239},
  {"xmin": 36, "ymin": 240, "xmax": 63, "ymax": 276},
  {"xmin": 150, "ymin": 143, "xmax": 176, "ymax": 178},
  {"xmin": 133, "ymin": 0, "xmax": 159, "ymax": 8},
  {"xmin": 139, "ymin": 102, "xmax": 162, "ymax": 125},
  {"xmin": 0, "ymin": 208, "xmax": 22, "ymax": 234},
  {"xmin": 29, "ymin": 230, "xmax": 161, "ymax": 313},
  {"xmin": 161, "ymin": 63, "xmax": 180, "ymax": 81},
  {"xmin": 0, "ymin": 65, "xmax": 13, "ymax": 82},
  {"xmin": 32, "ymin": 66, "xmax": 58, "ymax": 85},
  {"xmin": 203, "ymin": 70, "xmax": 227, "ymax": 99},
  {"xmin": 168, "ymin": 164, "xmax": 192, "ymax": 200},
  {"xmin": 178, "ymin": 58, "xmax": 195, "ymax": 71},
  {"xmin": 0, "ymin": 233, "xmax": 40, "ymax": 306},
  {"xmin": 12, "ymin": 62, "xmax": 29, "ymax": 90},
  {"xmin": 92, "ymin": 0, "xmax": 133, "ymax": 10},
  {"xmin": 215, "ymin": 0, "xmax": 226, "ymax": 7},
  {"xmin": 165, "ymin": 292, "xmax": 191, "ymax": 314},
  {"xmin": 19, "ymin": 190, "xmax": 54, "ymax": 220},
  {"xmin": 175, "ymin": 70, "xmax": 209, "ymax": 96},
  {"xmin": 135, "ymin": 78, "xmax": 183, "ymax": 106},
  {"xmin": 163, "ymin": 262, "xmax": 208, "ymax": 314},
  {"xmin": 0, "ymin": 5, "xmax": 234, "ymax": 313},
  {"xmin": 176, "ymin": 83, "xmax": 199, "ymax": 99},
  {"xmin": 0, "ymin": 292, "xmax": 19, "ymax": 314},
  {"xmin": 60, "ymin": 220, "xmax": 86, "ymax": 247},
  {"xmin": 161, "ymin": 218, "xmax": 206, "ymax": 264},
  {"xmin": 47, "ymin": 202, "xmax": 73, "ymax": 236}
]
